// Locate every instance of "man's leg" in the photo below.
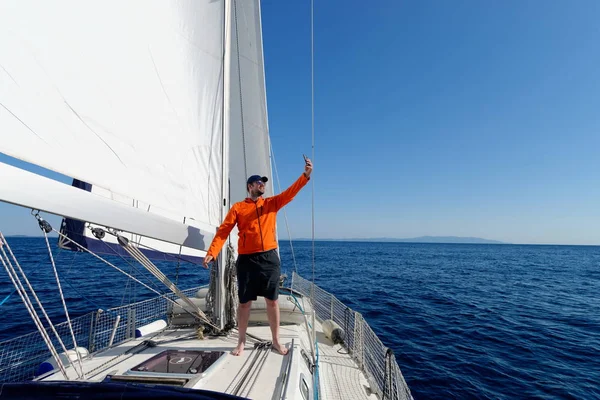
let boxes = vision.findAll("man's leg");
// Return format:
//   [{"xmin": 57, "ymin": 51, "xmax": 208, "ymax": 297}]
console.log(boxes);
[
  {"xmin": 265, "ymin": 298, "xmax": 288, "ymax": 355},
  {"xmin": 232, "ymin": 300, "xmax": 252, "ymax": 356}
]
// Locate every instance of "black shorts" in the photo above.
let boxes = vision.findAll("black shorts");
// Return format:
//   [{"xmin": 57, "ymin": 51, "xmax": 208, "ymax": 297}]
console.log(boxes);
[{"xmin": 236, "ymin": 249, "xmax": 280, "ymax": 303}]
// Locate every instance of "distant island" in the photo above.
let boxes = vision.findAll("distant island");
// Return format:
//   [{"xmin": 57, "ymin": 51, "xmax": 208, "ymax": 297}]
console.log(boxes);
[
  {"xmin": 7, "ymin": 234, "xmax": 505, "ymax": 244},
  {"xmin": 294, "ymin": 236, "xmax": 506, "ymax": 244},
  {"xmin": 5, "ymin": 234, "xmax": 56, "ymax": 238}
]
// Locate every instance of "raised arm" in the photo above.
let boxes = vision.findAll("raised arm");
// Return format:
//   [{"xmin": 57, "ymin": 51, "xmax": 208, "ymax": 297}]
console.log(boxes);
[{"xmin": 274, "ymin": 158, "xmax": 313, "ymax": 210}]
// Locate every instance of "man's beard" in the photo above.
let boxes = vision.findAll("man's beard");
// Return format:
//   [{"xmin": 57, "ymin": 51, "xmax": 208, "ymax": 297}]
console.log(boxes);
[{"xmin": 251, "ymin": 187, "xmax": 264, "ymax": 197}]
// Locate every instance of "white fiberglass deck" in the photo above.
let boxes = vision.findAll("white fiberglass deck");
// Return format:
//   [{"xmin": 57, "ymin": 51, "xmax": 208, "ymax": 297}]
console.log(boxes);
[
  {"xmin": 0, "ymin": 275, "xmax": 411, "ymax": 399},
  {"xmin": 41, "ymin": 323, "xmax": 374, "ymax": 400}
]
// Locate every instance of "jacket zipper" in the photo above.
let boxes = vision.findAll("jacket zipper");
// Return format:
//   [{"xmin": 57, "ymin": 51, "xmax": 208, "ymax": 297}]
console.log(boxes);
[{"xmin": 255, "ymin": 203, "xmax": 265, "ymax": 251}]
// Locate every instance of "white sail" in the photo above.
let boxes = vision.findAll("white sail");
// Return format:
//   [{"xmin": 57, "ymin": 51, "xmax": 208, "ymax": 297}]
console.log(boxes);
[
  {"xmin": 227, "ymin": 0, "xmax": 274, "ymax": 254},
  {"xmin": 0, "ymin": 0, "xmax": 272, "ymax": 321},
  {"xmin": 0, "ymin": 0, "xmax": 225, "ymax": 227},
  {"xmin": 229, "ymin": 0, "xmax": 273, "ymax": 203},
  {"xmin": 203, "ymin": 0, "xmax": 274, "ymax": 328}
]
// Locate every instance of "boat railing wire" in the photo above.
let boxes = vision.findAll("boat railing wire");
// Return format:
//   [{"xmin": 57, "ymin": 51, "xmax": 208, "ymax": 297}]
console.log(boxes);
[
  {"xmin": 0, "ymin": 286, "xmax": 204, "ymax": 382},
  {"xmin": 1, "ymin": 275, "xmax": 413, "ymax": 400},
  {"xmin": 292, "ymin": 272, "xmax": 413, "ymax": 400}
]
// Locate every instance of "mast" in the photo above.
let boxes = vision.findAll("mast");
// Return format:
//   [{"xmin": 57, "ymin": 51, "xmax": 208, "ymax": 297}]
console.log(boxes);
[{"xmin": 214, "ymin": 0, "xmax": 233, "ymax": 330}]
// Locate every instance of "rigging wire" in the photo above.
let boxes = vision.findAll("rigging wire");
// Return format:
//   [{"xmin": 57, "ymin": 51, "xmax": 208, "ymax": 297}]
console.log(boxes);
[
  {"xmin": 310, "ymin": 0, "xmax": 316, "ymax": 290},
  {"xmin": 91, "ymin": 232, "xmax": 165, "ymax": 293},
  {"xmin": 55, "ymin": 228, "xmax": 213, "ymax": 328},
  {"xmin": 62, "ymin": 260, "xmax": 119, "ymax": 316},
  {"xmin": 269, "ymin": 142, "xmax": 299, "ymax": 274},
  {"xmin": 55, "ymin": 230, "xmax": 175, "ymax": 300},
  {"xmin": 0, "ymin": 231, "xmax": 71, "ymax": 379},
  {"xmin": 41, "ymin": 226, "xmax": 86, "ymax": 379},
  {"xmin": 309, "ymin": 1, "xmax": 320, "ymax": 399},
  {"xmin": 0, "ymin": 253, "xmax": 55, "ymax": 307}
]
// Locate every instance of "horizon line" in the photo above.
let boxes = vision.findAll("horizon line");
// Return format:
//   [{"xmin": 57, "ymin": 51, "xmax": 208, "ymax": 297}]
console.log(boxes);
[{"xmin": 5, "ymin": 235, "xmax": 598, "ymax": 246}]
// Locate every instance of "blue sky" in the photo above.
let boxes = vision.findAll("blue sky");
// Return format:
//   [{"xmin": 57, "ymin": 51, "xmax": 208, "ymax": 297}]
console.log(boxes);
[
  {"xmin": 263, "ymin": 0, "xmax": 600, "ymax": 245},
  {"xmin": 2, "ymin": 1, "xmax": 599, "ymax": 245}
]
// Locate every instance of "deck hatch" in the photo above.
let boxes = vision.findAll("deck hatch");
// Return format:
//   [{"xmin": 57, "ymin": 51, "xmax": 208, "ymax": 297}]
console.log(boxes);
[{"xmin": 131, "ymin": 350, "xmax": 225, "ymax": 374}]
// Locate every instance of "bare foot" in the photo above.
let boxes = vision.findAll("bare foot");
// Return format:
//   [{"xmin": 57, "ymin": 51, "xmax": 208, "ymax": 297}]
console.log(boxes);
[
  {"xmin": 272, "ymin": 342, "xmax": 289, "ymax": 355},
  {"xmin": 231, "ymin": 343, "xmax": 245, "ymax": 356}
]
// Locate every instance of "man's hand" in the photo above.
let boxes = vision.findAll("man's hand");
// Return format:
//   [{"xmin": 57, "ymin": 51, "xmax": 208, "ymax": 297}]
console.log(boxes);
[
  {"xmin": 202, "ymin": 255, "xmax": 214, "ymax": 269},
  {"xmin": 303, "ymin": 158, "xmax": 313, "ymax": 178}
]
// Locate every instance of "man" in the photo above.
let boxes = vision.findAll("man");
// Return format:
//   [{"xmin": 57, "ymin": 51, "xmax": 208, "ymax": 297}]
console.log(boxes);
[{"xmin": 203, "ymin": 158, "xmax": 313, "ymax": 356}]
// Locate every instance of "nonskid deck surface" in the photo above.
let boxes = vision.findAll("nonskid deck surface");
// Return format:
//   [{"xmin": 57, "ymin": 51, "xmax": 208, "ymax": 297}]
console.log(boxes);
[{"xmin": 40, "ymin": 322, "xmax": 375, "ymax": 400}]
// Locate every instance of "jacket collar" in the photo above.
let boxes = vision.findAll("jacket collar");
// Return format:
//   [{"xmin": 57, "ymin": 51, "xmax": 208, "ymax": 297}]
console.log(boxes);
[{"xmin": 244, "ymin": 196, "xmax": 264, "ymax": 204}]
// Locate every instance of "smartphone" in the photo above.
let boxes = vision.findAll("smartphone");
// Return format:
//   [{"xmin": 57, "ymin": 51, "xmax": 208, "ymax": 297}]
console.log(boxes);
[{"xmin": 303, "ymin": 154, "xmax": 309, "ymax": 163}]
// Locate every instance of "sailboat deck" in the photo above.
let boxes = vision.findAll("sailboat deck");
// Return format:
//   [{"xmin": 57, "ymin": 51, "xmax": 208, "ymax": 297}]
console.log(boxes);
[
  {"xmin": 301, "ymin": 324, "xmax": 378, "ymax": 400},
  {"xmin": 41, "ymin": 322, "xmax": 375, "ymax": 400},
  {"xmin": 313, "ymin": 336, "xmax": 377, "ymax": 400}
]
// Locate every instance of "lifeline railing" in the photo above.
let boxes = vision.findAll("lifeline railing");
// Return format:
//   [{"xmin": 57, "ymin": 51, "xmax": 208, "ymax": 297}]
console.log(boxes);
[
  {"xmin": 292, "ymin": 272, "xmax": 413, "ymax": 400},
  {"xmin": 0, "ymin": 286, "xmax": 203, "ymax": 382}
]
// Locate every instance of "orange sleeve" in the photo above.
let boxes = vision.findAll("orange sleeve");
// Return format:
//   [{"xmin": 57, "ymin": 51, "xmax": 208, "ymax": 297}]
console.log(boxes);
[
  {"xmin": 205, "ymin": 205, "xmax": 237, "ymax": 259},
  {"xmin": 274, "ymin": 174, "xmax": 310, "ymax": 211}
]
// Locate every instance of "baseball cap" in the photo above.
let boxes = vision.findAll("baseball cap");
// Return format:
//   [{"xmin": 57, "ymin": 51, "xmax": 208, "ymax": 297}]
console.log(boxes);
[{"xmin": 246, "ymin": 175, "xmax": 268, "ymax": 185}]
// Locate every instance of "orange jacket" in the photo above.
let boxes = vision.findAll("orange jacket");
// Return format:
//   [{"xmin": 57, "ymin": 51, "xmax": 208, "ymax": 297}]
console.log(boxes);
[{"xmin": 206, "ymin": 174, "xmax": 310, "ymax": 258}]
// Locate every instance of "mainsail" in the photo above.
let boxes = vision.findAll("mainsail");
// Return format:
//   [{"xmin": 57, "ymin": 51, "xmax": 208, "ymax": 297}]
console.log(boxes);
[
  {"xmin": 0, "ymin": 0, "xmax": 272, "ymax": 260},
  {"xmin": 229, "ymin": 0, "xmax": 273, "ymax": 202}
]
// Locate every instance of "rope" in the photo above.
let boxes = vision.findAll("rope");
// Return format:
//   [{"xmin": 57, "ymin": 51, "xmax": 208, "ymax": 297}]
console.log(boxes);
[
  {"xmin": 242, "ymin": 342, "xmax": 272, "ymax": 397},
  {"xmin": 225, "ymin": 342, "xmax": 257, "ymax": 393},
  {"xmin": 55, "ymin": 229, "xmax": 168, "ymax": 298},
  {"xmin": 42, "ymin": 230, "xmax": 86, "ymax": 378},
  {"xmin": 287, "ymin": 291, "xmax": 318, "ymax": 374},
  {"xmin": 57, "ymin": 225, "xmax": 165, "ymax": 293},
  {"xmin": 231, "ymin": 342, "xmax": 272, "ymax": 397},
  {"xmin": 0, "ymin": 292, "xmax": 12, "ymax": 306},
  {"xmin": 0, "ymin": 257, "xmax": 47, "ymax": 307},
  {"xmin": 56, "ymin": 232, "xmax": 135, "ymax": 315},
  {"xmin": 118, "ymin": 237, "xmax": 218, "ymax": 330},
  {"xmin": 54, "ymin": 229, "xmax": 202, "ymax": 324},
  {"xmin": 206, "ymin": 242, "xmax": 239, "ymax": 330},
  {"xmin": 120, "ymin": 262, "xmax": 135, "ymax": 307},
  {"xmin": 225, "ymin": 243, "xmax": 238, "ymax": 328},
  {"xmin": 60, "ymin": 268, "xmax": 118, "ymax": 317},
  {"xmin": 82, "ymin": 230, "xmax": 164, "ymax": 294},
  {"xmin": 383, "ymin": 348, "xmax": 394, "ymax": 400},
  {"xmin": 87, "ymin": 336, "xmax": 160, "ymax": 379}
]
